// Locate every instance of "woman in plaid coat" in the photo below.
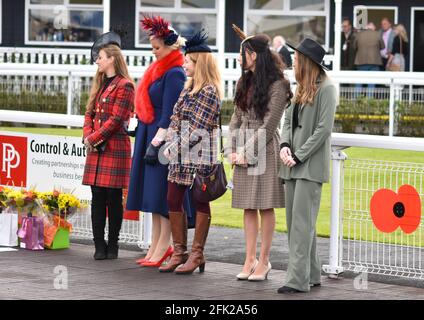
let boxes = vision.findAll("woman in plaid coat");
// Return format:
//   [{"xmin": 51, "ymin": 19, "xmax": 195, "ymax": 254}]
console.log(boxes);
[
  {"xmin": 225, "ymin": 32, "xmax": 292, "ymax": 281},
  {"xmin": 159, "ymin": 31, "xmax": 222, "ymax": 274},
  {"xmin": 82, "ymin": 34, "xmax": 135, "ymax": 260}
]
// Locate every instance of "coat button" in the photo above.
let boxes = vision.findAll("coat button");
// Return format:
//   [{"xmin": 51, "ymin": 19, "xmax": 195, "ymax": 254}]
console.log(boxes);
[
  {"xmin": 101, "ymin": 109, "xmax": 104, "ymax": 113},
  {"xmin": 98, "ymin": 119, "xmax": 101, "ymax": 123},
  {"xmin": 103, "ymin": 98, "xmax": 106, "ymax": 102},
  {"xmin": 96, "ymin": 108, "xmax": 100, "ymax": 112}
]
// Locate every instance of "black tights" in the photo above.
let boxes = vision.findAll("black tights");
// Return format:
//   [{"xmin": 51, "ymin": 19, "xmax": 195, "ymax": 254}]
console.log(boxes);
[{"xmin": 91, "ymin": 186, "xmax": 123, "ymax": 242}]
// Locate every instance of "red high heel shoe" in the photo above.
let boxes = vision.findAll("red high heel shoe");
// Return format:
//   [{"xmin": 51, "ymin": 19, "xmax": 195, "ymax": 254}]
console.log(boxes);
[
  {"xmin": 140, "ymin": 246, "xmax": 174, "ymax": 267},
  {"xmin": 136, "ymin": 257, "xmax": 148, "ymax": 264}
]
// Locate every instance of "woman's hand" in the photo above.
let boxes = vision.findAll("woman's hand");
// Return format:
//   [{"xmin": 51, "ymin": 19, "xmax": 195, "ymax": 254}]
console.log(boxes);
[
  {"xmin": 280, "ymin": 147, "xmax": 296, "ymax": 167},
  {"xmin": 84, "ymin": 138, "xmax": 96, "ymax": 153},
  {"xmin": 228, "ymin": 153, "xmax": 238, "ymax": 165},
  {"xmin": 152, "ymin": 128, "xmax": 168, "ymax": 146},
  {"xmin": 151, "ymin": 137, "xmax": 163, "ymax": 147},
  {"xmin": 235, "ymin": 154, "xmax": 247, "ymax": 166}
]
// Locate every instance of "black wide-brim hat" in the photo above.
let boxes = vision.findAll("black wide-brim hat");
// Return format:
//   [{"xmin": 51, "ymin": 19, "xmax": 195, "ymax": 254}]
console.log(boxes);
[
  {"xmin": 286, "ymin": 38, "xmax": 328, "ymax": 71},
  {"xmin": 91, "ymin": 31, "xmax": 122, "ymax": 63}
]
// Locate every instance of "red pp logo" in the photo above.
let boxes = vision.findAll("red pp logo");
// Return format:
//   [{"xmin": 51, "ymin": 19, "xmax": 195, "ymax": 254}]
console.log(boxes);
[{"xmin": 0, "ymin": 135, "xmax": 27, "ymax": 187}]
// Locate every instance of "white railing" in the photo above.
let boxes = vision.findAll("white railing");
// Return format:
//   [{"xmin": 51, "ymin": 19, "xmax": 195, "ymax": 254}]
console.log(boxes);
[
  {"xmin": 0, "ymin": 46, "xmax": 335, "ymax": 75},
  {"xmin": 323, "ymin": 133, "xmax": 424, "ymax": 280},
  {"xmin": 2, "ymin": 64, "xmax": 424, "ymax": 136},
  {"xmin": 1, "ymin": 111, "xmax": 424, "ymax": 280}
]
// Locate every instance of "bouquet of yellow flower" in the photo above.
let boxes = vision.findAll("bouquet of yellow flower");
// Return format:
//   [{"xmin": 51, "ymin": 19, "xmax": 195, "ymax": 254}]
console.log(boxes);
[
  {"xmin": 39, "ymin": 189, "xmax": 82, "ymax": 219},
  {"xmin": 0, "ymin": 186, "xmax": 8, "ymax": 212},
  {"xmin": 3, "ymin": 188, "xmax": 40, "ymax": 215}
]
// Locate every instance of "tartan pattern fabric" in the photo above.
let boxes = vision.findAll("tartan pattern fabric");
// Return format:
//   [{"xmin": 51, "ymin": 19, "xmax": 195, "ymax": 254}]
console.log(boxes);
[
  {"xmin": 166, "ymin": 85, "xmax": 221, "ymax": 186},
  {"xmin": 82, "ymin": 76, "xmax": 134, "ymax": 189}
]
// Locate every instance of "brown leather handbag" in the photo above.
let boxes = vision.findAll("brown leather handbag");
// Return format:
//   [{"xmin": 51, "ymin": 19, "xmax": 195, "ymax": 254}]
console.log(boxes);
[{"xmin": 192, "ymin": 114, "xmax": 227, "ymax": 203}]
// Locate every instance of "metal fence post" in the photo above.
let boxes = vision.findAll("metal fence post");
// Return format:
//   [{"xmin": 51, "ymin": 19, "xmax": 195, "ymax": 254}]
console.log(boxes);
[
  {"xmin": 138, "ymin": 212, "xmax": 152, "ymax": 250},
  {"xmin": 389, "ymin": 79, "xmax": 395, "ymax": 136},
  {"xmin": 67, "ymin": 72, "xmax": 73, "ymax": 129},
  {"xmin": 323, "ymin": 147, "xmax": 347, "ymax": 277}
]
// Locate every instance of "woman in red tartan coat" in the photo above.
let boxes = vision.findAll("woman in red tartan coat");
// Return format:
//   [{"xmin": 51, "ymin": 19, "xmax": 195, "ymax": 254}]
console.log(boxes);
[{"xmin": 82, "ymin": 32, "xmax": 135, "ymax": 260}]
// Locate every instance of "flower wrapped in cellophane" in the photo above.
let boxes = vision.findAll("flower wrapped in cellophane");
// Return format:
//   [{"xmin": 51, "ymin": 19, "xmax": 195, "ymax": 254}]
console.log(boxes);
[
  {"xmin": 39, "ymin": 189, "xmax": 82, "ymax": 220},
  {"xmin": 3, "ymin": 188, "xmax": 42, "ymax": 216}
]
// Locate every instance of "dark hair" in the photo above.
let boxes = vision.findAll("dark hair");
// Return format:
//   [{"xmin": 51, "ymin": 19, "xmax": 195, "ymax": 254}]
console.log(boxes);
[
  {"xmin": 342, "ymin": 17, "xmax": 352, "ymax": 25},
  {"xmin": 234, "ymin": 34, "xmax": 292, "ymax": 119}
]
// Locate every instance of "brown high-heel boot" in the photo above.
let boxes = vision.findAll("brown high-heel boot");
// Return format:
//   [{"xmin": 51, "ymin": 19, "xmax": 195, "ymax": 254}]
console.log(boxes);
[
  {"xmin": 175, "ymin": 212, "xmax": 211, "ymax": 274},
  {"xmin": 159, "ymin": 211, "xmax": 188, "ymax": 272}
]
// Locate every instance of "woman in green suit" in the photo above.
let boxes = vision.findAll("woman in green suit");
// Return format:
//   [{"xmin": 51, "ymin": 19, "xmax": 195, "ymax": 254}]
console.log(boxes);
[{"xmin": 278, "ymin": 38, "xmax": 337, "ymax": 293}]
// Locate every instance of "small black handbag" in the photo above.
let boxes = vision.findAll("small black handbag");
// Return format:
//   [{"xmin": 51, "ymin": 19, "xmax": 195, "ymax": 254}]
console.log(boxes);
[
  {"xmin": 192, "ymin": 114, "xmax": 227, "ymax": 203},
  {"xmin": 144, "ymin": 142, "xmax": 164, "ymax": 165}
]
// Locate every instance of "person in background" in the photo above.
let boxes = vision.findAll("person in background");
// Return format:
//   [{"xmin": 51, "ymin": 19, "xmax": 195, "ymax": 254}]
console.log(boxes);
[
  {"xmin": 278, "ymin": 38, "xmax": 336, "ymax": 293},
  {"xmin": 341, "ymin": 17, "xmax": 356, "ymax": 71},
  {"xmin": 82, "ymin": 32, "xmax": 135, "ymax": 260},
  {"xmin": 380, "ymin": 17, "xmax": 395, "ymax": 70},
  {"xmin": 126, "ymin": 15, "xmax": 194, "ymax": 268},
  {"xmin": 387, "ymin": 24, "xmax": 408, "ymax": 72},
  {"xmin": 272, "ymin": 35, "xmax": 293, "ymax": 69},
  {"xmin": 353, "ymin": 22, "xmax": 385, "ymax": 95}
]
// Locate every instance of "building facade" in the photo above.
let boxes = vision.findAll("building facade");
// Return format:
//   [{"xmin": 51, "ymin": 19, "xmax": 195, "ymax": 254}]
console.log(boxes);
[{"xmin": 1, "ymin": 0, "xmax": 423, "ymax": 71}]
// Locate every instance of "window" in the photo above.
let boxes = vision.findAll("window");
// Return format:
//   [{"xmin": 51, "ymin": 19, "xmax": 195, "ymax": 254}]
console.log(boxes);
[
  {"xmin": 136, "ymin": 0, "xmax": 218, "ymax": 48},
  {"xmin": 245, "ymin": 0, "xmax": 329, "ymax": 50},
  {"xmin": 0, "ymin": 0, "xmax": 2, "ymax": 44},
  {"xmin": 25, "ymin": 0, "xmax": 104, "ymax": 46},
  {"xmin": 353, "ymin": 6, "xmax": 398, "ymax": 30}
]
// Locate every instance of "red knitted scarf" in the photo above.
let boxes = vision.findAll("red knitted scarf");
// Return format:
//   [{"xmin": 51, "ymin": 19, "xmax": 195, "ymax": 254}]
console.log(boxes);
[{"xmin": 135, "ymin": 49, "xmax": 184, "ymax": 124}]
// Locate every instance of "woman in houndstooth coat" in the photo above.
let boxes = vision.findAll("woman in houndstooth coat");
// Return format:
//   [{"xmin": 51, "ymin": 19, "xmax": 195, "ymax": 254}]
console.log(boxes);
[{"xmin": 225, "ymin": 33, "xmax": 292, "ymax": 282}]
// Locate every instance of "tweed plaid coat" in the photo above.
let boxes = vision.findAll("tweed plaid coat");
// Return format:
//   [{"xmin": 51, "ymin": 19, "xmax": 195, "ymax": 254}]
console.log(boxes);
[
  {"xmin": 82, "ymin": 76, "xmax": 134, "ymax": 189},
  {"xmin": 224, "ymin": 79, "xmax": 289, "ymax": 210},
  {"xmin": 166, "ymin": 85, "xmax": 221, "ymax": 186}
]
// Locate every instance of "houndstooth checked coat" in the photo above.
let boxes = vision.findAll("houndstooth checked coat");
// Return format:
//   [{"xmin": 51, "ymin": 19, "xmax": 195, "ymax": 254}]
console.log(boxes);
[{"xmin": 225, "ymin": 79, "xmax": 289, "ymax": 209}]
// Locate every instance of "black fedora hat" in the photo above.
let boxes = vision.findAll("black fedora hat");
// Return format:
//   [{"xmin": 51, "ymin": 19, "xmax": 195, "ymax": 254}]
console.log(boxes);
[{"xmin": 286, "ymin": 38, "xmax": 328, "ymax": 71}]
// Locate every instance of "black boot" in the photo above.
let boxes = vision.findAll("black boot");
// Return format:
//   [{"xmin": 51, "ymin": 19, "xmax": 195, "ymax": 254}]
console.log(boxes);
[
  {"xmin": 94, "ymin": 240, "xmax": 107, "ymax": 260},
  {"xmin": 107, "ymin": 241, "xmax": 119, "ymax": 259},
  {"xmin": 91, "ymin": 186, "xmax": 107, "ymax": 260},
  {"xmin": 106, "ymin": 188, "xmax": 123, "ymax": 260}
]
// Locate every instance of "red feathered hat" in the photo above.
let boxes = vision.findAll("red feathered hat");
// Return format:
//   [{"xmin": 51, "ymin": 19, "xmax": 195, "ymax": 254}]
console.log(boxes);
[{"xmin": 140, "ymin": 14, "xmax": 179, "ymax": 46}]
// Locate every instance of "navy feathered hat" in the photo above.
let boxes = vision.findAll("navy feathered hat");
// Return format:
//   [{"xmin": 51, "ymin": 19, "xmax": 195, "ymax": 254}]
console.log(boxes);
[
  {"xmin": 184, "ymin": 30, "xmax": 212, "ymax": 54},
  {"xmin": 91, "ymin": 31, "xmax": 121, "ymax": 63},
  {"xmin": 140, "ymin": 14, "xmax": 179, "ymax": 46}
]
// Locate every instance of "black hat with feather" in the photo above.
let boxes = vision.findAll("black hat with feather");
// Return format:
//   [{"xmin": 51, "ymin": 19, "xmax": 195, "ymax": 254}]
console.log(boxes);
[
  {"xmin": 90, "ymin": 31, "xmax": 121, "ymax": 63},
  {"xmin": 184, "ymin": 29, "xmax": 211, "ymax": 54}
]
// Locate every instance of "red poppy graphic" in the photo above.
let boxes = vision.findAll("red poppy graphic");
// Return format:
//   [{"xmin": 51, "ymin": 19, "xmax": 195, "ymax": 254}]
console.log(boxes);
[{"xmin": 370, "ymin": 185, "xmax": 421, "ymax": 234}]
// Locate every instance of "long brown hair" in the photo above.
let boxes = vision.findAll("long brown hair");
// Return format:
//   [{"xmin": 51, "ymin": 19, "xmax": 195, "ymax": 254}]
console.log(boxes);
[
  {"xmin": 294, "ymin": 51, "xmax": 326, "ymax": 105},
  {"xmin": 86, "ymin": 44, "xmax": 134, "ymax": 113},
  {"xmin": 234, "ymin": 34, "xmax": 292, "ymax": 119},
  {"xmin": 185, "ymin": 52, "xmax": 223, "ymax": 100}
]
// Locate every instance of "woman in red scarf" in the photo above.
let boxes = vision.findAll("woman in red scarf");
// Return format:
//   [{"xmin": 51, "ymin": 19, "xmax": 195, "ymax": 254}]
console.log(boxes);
[{"xmin": 126, "ymin": 15, "xmax": 194, "ymax": 267}]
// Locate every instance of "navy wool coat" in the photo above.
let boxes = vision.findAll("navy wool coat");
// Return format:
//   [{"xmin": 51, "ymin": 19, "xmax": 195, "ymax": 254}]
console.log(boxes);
[{"xmin": 126, "ymin": 66, "xmax": 194, "ymax": 218}]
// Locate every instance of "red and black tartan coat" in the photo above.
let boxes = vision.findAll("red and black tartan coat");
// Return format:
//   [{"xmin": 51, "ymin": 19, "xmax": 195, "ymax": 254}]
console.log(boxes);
[{"xmin": 82, "ymin": 75, "xmax": 134, "ymax": 189}]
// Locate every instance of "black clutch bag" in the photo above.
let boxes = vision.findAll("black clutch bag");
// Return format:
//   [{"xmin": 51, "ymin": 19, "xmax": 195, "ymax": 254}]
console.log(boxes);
[{"xmin": 144, "ymin": 142, "xmax": 164, "ymax": 165}]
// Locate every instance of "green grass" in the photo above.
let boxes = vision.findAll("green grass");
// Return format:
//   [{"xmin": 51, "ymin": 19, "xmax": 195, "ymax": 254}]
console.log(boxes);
[{"xmin": 1, "ymin": 127, "xmax": 423, "ymax": 246}]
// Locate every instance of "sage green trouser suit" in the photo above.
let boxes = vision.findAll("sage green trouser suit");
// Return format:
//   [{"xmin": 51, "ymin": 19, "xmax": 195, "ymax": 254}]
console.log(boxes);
[{"xmin": 279, "ymin": 78, "xmax": 337, "ymax": 292}]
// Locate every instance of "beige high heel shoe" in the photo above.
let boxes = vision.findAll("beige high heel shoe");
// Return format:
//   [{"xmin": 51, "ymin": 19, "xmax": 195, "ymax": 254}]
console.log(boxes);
[
  {"xmin": 248, "ymin": 262, "xmax": 272, "ymax": 281},
  {"xmin": 236, "ymin": 259, "xmax": 259, "ymax": 280}
]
